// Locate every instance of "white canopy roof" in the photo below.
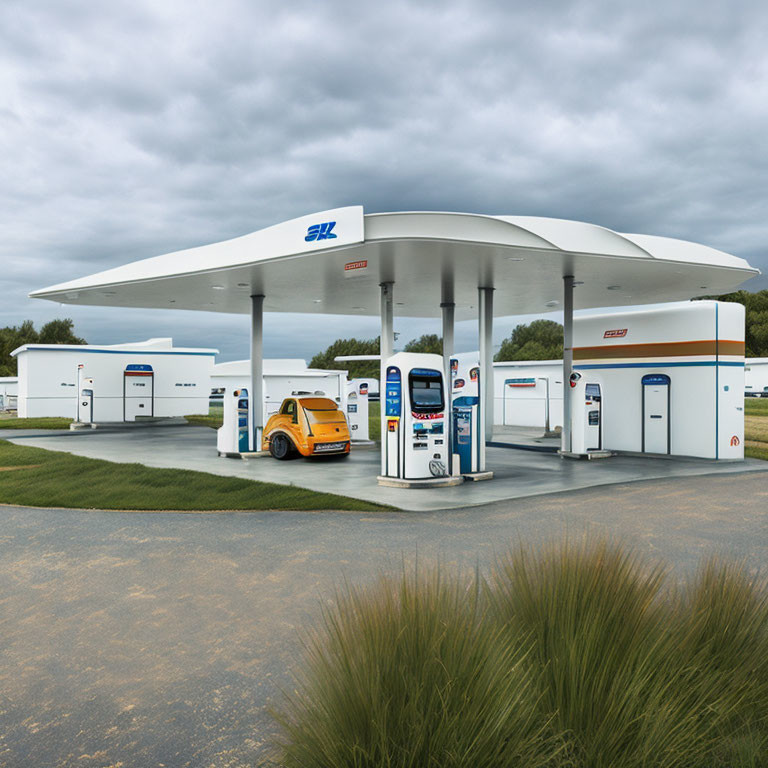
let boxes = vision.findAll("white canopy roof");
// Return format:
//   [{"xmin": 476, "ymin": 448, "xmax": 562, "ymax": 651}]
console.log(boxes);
[{"xmin": 30, "ymin": 207, "xmax": 758, "ymax": 321}]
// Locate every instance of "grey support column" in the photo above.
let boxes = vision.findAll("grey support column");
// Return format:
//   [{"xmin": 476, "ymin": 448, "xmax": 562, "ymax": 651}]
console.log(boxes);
[
  {"xmin": 562, "ymin": 276, "xmax": 574, "ymax": 453},
  {"xmin": 251, "ymin": 294, "xmax": 265, "ymax": 452},
  {"xmin": 441, "ymin": 301, "xmax": 455, "ymax": 474},
  {"xmin": 478, "ymin": 287, "xmax": 494, "ymax": 470},
  {"xmin": 380, "ymin": 282, "xmax": 394, "ymax": 474}
]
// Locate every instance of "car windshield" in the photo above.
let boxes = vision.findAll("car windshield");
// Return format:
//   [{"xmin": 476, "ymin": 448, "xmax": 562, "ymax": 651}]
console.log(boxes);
[{"xmin": 300, "ymin": 397, "xmax": 338, "ymax": 411}]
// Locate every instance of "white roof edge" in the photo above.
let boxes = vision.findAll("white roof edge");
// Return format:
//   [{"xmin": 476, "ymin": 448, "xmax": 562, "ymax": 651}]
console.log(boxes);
[
  {"xmin": 571, "ymin": 298, "xmax": 732, "ymax": 322},
  {"xmin": 10, "ymin": 342, "xmax": 219, "ymax": 357},
  {"xmin": 493, "ymin": 359, "xmax": 563, "ymax": 367}
]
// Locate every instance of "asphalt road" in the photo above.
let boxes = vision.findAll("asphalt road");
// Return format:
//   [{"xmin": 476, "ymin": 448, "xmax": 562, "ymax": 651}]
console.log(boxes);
[{"xmin": 1, "ymin": 472, "xmax": 766, "ymax": 767}]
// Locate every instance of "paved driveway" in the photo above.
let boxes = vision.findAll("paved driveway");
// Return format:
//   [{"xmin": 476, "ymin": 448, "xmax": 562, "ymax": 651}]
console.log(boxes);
[{"xmin": 0, "ymin": 474, "xmax": 766, "ymax": 767}]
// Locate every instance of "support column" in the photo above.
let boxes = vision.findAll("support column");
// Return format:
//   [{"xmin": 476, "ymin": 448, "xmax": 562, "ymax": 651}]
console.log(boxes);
[
  {"xmin": 561, "ymin": 276, "xmax": 574, "ymax": 453},
  {"xmin": 251, "ymin": 294, "xmax": 264, "ymax": 452},
  {"xmin": 478, "ymin": 287, "xmax": 494, "ymax": 470},
  {"xmin": 441, "ymin": 301, "xmax": 455, "ymax": 474},
  {"xmin": 380, "ymin": 282, "xmax": 394, "ymax": 474}
]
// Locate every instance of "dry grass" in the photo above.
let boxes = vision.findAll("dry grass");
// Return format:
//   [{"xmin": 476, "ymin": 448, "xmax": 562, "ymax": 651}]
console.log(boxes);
[{"xmin": 745, "ymin": 415, "xmax": 768, "ymax": 443}]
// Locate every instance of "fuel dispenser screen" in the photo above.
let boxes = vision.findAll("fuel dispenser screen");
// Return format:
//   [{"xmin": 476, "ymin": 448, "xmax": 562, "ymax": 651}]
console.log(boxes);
[
  {"xmin": 385, "ymin": 366, "xmax": 402, "ymax": 417},
  {"xmin": 408, "ymin": 368, "xmax": 444, "ymax": 411}
]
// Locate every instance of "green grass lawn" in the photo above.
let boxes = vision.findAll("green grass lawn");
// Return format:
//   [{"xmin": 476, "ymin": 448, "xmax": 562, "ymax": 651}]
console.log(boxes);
[
  {"xmin": 744, "ymin": 398, "xmax": 768, "ymax": 459},
  {"xmin": 744, "ymin": 397, "xmax": 768, "ymax": 416},
  {"xmin": 0, "ymin": 415, "xmax": 73, "ymax": 429},
  {"xmin": 185, "ymin": 412, "xmax": 223, "ymax": 429},
  {"xmin": 0, "ymin": 439, "xmax": 389, "ymax": 512},
  {"xmin": 369, "ymin": 400, "xmax": 380, "ymax": 442}
]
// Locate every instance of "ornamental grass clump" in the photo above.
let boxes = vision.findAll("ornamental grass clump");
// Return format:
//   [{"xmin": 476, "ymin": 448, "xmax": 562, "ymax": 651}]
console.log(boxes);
[
  {"xmin": 271, "ymin": 566, "xmax": 557, "ymax": 768},
  {"xmin": 488, "ymin": 537, "xmax": 767, "ymax": 768},
  {"xmin": 272, "ymin": 538, "xmax": 768, "ymax": 768},
  {"xmin": 674, "ymin": 557, "xmax": 768, "ymax": 766}
]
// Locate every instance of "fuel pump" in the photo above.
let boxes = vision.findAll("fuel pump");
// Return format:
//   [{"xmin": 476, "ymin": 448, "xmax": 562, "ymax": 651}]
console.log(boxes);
[
  {"xmin": 451, "ymin": 356, "xmax": 481, "ymax": 474},
  {"xmin": 345, "ymin": 380, "xmax": 370, "ymax": 441},
  {"xmin": 381, "ymin": 352, "xmax": 448, "ymax": 480},
  {"xmin": 79, "ymin": 378, "xmax": 94, "ymax": 424},
  {"xmin": 568, "ymin": 372, "xmax": 605, "ymax": 455},
  {"xmin": 217, "ymin": 385, "xmax": 252, "ymax": 457}
]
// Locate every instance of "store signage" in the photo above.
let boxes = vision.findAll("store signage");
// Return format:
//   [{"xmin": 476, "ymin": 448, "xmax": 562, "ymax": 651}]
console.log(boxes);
[{"xmin": 603, "ymin": 328, "xmax": 628, "ymax": 338}]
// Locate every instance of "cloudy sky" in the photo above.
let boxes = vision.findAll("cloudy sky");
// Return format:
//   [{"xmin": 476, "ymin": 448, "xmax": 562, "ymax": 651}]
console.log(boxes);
[{"xmin": 2, "ymin": 0, "xmax": 767, "ymax": 361}]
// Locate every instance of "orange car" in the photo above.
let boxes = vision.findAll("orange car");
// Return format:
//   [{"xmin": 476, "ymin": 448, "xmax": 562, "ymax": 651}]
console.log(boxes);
[{"xmin": 262, "ymin": 396, "xmax": 351, "ymax": 460}]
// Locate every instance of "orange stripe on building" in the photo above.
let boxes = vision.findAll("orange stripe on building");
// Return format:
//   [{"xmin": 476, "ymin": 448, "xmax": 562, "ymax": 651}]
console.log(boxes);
[{"xmin": 573, "ymin": 339, "xmax": 744, "ymax": 360}]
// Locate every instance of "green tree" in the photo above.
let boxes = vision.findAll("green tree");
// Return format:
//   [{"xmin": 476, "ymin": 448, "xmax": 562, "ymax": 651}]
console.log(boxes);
[
  {"xmin": 0, "ymin": 318, "xmax": 86, "ymax": 376},
  {"xmin": 403, "ymin": 334, "xmax": 443, "ymax": 354},
  {"xmin": 696, "ymin": 290, "xmax": 768, "ymax": 357},
  {"xmin": 38, "ymin": 318, "xmax": 86, "ymax": 346},
  {"xmin": 495, "ymin": 319, "xmax": 563, "ymax": 362},
  {"xmin": 310, "ymin": 337, "xmax": 380, "ymax": 378}
]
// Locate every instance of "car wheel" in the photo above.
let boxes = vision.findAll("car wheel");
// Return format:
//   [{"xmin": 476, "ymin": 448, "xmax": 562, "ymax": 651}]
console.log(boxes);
[{"xmin": 270, "ymin": 433, "xmax": 293, "ymax": 460}]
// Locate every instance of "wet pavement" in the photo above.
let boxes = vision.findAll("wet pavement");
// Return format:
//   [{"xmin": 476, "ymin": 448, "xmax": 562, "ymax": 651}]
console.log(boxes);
[{"xmin": 0, "ymin": 472, "xmax": 766, "ymax": 767}]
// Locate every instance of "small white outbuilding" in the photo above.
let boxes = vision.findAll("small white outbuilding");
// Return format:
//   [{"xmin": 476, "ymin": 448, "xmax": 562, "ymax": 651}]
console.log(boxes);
[
  {"xmin": 744, "ymin": 359, "xmax": 768, "ymax": 397},
  {"xmin": 11, "ymin": 338, "xmax": 217, "ymax": 422},
  {"xmin": 492, "ymin": 360, "xmax": 563, "ymax": 429},
  {"xmin": 210, "ymin": 359, "xmax": 348, "ymax": 423},
  {"xmin": 0, "ymin": 377, "xmax": 18, "ymax": 411}
]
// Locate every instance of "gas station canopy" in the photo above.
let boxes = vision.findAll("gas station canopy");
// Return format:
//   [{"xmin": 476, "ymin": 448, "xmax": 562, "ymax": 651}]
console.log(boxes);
[{"xmin": 29, "ymin": 207, "xmax": 758, "ymax": 319}]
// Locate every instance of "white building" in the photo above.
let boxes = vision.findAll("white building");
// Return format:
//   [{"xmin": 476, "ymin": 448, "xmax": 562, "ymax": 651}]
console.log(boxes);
[
  {"xmin": 571, "ymin": 300, "xmax": 744, "ymax": 460},
  {"xmin": 0, "ymin": 377, "xmax": 18, "ymax": 411},
  {"xmin": 211, "ymin": 359, "xmax": 348, "ymax": 423},
  {"xmin": 492, "ymin": 360, "xmax": 563, "ymax": 429},
  {"xmin": 11, "ymin": 338, "xmax": 217, "ymax": 421},
  {"xmin": 495, "ymin": 302, "xmax": 744, "ymax": 459},
  {"xmin": 745, "ymin": 359, "xmax": 768, "ymax": 397}
]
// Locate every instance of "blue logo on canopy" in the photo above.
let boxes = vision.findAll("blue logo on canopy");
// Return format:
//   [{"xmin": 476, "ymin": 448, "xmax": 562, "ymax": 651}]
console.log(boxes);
[{"xmin": 305, "ymin": 221, "xmax": 337, "ymax": 241}]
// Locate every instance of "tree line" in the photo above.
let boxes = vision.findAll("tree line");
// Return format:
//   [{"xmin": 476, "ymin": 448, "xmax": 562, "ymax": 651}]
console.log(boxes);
[
  {"xmin": 696, "ymin": 290, "xmax": 768, "ymax": 357},
  {"xmin": 0, "ymin": 319, "xmax": 85, "ymax": 376},
  {"xmin": 308, "ymin": 320, "xmax": 565, "ymax": 378}
]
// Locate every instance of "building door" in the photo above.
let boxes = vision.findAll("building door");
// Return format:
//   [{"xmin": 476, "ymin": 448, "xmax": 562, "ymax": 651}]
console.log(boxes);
[
  {"xmin": 642, "ymin": 374, "xmax": 670, "ymax": 454},
  {"xmin": 124, "ymin": 364, "xmax": 154, "ymax": 421}
]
